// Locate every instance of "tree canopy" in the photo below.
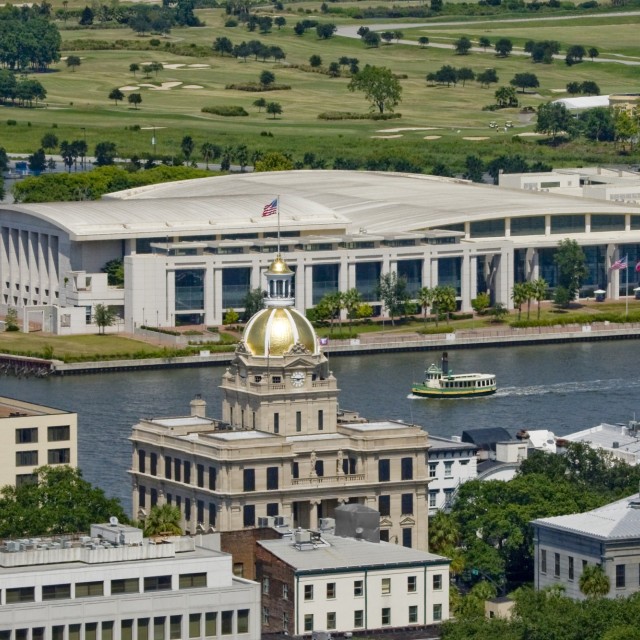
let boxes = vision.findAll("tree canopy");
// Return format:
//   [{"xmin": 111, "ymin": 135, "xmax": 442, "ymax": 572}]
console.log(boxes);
[
  {"xmin": 348, "ymin": 65, "xmax": 402, "ymax": 114},
  {"xmin": 554, "ymin": 238, "xmax": 588, "ymax": 302},
  {"xmin": 0, "ymin": 466, "xmax": 127, "ymax": 538}
]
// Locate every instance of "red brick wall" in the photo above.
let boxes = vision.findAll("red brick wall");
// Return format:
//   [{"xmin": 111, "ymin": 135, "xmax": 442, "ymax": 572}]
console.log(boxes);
[
  {"xmin": 220, "ymin": 527, "xmax": 281, "ymax": 580},
  {"xmin": 256, "ymin": 544, "xmax": 295, "ymax": 635}
]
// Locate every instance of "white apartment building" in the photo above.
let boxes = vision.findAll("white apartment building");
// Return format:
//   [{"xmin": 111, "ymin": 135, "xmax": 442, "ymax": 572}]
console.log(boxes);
[
  {"xmin": 2, "ymin": 170, "xmax": 640, "ymax": 334},
  {"xmin": 257, "ymin": 529, "xmax": 450, "ymax": 634},
  {"xmin": 0, "ymin": 521, "xmax": 260, "ymax": 640},
  {"xmin": 427, "ymin": 435, "xmax": 478, "ymax": 514},
  {"xmin": 0, "ymin": 396, "xmax": 77, "ymax": 487}
]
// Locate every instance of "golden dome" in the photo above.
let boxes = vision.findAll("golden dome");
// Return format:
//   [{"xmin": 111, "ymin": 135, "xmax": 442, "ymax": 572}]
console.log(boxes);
[
  {"xmin": 243, "ymin": 307, "xmax": 318, "ymax": 356},
  {"xmin": 267, "ymin": 255, "xmax": 293, "ymax": 275}
]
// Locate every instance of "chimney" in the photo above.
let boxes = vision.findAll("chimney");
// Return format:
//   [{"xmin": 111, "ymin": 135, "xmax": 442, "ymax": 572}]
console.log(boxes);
[{"xmin": 190, "ymin": 394, "xmax": 206, "ymax": 418}]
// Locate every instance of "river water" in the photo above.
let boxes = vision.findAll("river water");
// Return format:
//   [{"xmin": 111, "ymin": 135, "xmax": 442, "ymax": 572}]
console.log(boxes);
[{"xmin": 2, "ymin": 340, "xmax": 639, "ymax": 514}]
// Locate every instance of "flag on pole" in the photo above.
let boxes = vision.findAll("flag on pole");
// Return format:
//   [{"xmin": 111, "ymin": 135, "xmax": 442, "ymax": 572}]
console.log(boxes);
[
  {"xmin": 262, "ymin": 198, "xmax": 278, "ymax": 217},
  {"xmin": 636, "ymin": 260, "xmax": 640, "ymax": 273},
  {"xmin": 610, "ymin": 255, "xmax": 628, "ymax": 270}
]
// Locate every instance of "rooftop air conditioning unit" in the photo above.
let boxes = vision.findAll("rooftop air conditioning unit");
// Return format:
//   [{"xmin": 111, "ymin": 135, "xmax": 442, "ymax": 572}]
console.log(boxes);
[
  {"xmin": 257, "ymin": 517, "xmax": 275, "ymax": 528},
  {"xmin": 274, "ymin": 516, "xmax": 288, "ymax": 527},
  {"xmin": 5, "ymin": 541, "xmax": 21, "ymax": 552},
  {"xmin": 294, "ymin": 529, "xmax": 312, "ymax": 545}
]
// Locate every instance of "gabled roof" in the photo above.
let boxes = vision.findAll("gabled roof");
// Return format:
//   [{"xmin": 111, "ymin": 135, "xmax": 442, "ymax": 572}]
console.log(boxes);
[
  {"xmin": 461, "ymin": 427, "xmax": 513, "ymax": 450},
  {"xmin": 533, "ymin": 493, "xmax": 640, "ymax": 541}
]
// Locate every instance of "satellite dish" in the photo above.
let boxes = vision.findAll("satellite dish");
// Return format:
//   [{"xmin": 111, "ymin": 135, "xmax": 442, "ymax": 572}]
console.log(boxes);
[{"xmin": 109, "ymin": 516, "xmax": 119, "ymax": 527}]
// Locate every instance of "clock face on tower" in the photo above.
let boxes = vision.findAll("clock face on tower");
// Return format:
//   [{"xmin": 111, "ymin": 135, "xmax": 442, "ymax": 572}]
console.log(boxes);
[{"xmin": 291, "ymin": 371, "xmax": 306, "ymax": 387}]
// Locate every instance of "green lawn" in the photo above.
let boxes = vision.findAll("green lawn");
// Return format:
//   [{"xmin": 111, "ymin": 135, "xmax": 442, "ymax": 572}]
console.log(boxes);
[{"xmin": 2, "ymin": 3, "xmax": 640, "ymax": 173}]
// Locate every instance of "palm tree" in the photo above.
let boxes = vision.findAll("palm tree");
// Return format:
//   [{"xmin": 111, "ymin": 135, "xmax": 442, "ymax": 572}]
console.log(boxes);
[
  {"xmin": 429, "ymin": 510, "xmax": 459, "ymax": 554},
  {"xmin": 511, "ymin": 282, "xmax": 529, "ymax": 321},
  {"xmin": 343, "ymin": 288, "xmax": 362, "ymax": 335},
  {"xmin": 579, "ymin": 564, "xmax": 610, "ymax": 598},
  {"xmin": 200, "ymin": 142, "xmax": 220, "ymax": 170},
  {"xmin": 531, "ymin": 277, "xmax": 548, "ymax": 320},
  {"xmin": 143, "ymin": 504, "xmax": 182, "ymax": 537},
  {"xmin": 417, "ymin": 286, "xmax": 434, "ymax": 326}
]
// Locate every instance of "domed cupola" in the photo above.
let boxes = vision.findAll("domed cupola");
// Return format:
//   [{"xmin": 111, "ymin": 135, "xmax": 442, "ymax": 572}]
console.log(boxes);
[{"xmin": 242, "ymin": 254, "xmax": 319, "ymax": 357}]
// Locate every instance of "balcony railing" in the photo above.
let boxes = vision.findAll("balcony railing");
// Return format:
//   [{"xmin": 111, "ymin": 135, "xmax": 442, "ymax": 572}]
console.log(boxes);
[{"xmin": 291, "ymin": 473, "xmax": 365, "ymax": 486}]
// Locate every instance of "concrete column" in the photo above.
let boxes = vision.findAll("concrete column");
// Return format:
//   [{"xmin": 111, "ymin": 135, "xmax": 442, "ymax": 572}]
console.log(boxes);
[
  {"xmin": 309, "ymin": 500, "xmax": 320, "ymax": 531},
  {"xmin": 348, "ymin": 262, "xmax": 356, "ymax": 291},
  {"xmin": 460, "ymin": 254, "xmax": 472, "ymax": 312},
  {"xmin": 607, "ymin": 244, "xmax": 620, "ymax": 299},
  {"xmin": 165, "ymin": 270, "xmax": 175, "ymax": 327},
  {"xmin": 213, "ymin": 268, "xmax": 223, "ymax": 325},
  {"xmin": 504, "ymin": 218, "xmax": 511, "ymax": 238},
  {"xmin": 415, "ymin": 491, "xmax": 429, "ymax": 551},
  {"xmin": 469, "ymin": 255, "xmax": 478, "ymax": 301},
  {"xmin": 585, "ymin": 214, "xmax": 591, "ymax": 233},
  {"xmin": 496, "ymin": 250, "xmax": 513, "ymax": 308},
  {"xmin": 545, "ymin": 215, "xmax": 551, "ymax": 236},
  {"xmin": 430, "ymin": 258, "xmax": 439, "ymax": 288},
  {"xmin": 125, "ymin": 238, "xmax": 136, "ymax": 256},
  {"xmin": 526, "ymin": 248, "xmax": 539, "ymax": 281},
  {"xmin": 204, "ymin": 265, "xmax": 215, "ymax": 326},
  {"xmin": 305, "ymin": 265, "xmax": 313, "ymax": 310},
  {"xmin": 338, "ymin": 259, "xmax": 349, "ymax": 320},
  {"xmin": 421, "ymin": 257, "xmax": 431, "ymax": 289}
]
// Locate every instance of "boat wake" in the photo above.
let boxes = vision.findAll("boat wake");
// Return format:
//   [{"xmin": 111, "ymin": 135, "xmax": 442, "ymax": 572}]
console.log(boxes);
[{"xmin": 496, "ymin": 377, "xmax": 640, "ymax": 398}]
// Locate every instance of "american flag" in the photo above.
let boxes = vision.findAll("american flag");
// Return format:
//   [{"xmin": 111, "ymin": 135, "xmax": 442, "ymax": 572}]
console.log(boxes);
[
  {"xmin": 262, "ymin": 198, "xmax": 278, "ymax": 217},
  {"xmin": 636, "ymin": 261, "xmax": 640, "ymax": 273},
  {"xmin": 610, "ymin": 255, "xmax": 628, "ymax": 270}
]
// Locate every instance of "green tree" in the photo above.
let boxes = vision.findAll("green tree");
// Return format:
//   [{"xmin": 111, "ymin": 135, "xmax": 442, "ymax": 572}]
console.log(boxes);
[
  {"xmin": 253, "ymin": 97, "xmax": 267, "ymax": 112},
  {"xmin": 464, "ymin": 155, "xmax": 484, "ymax": 182},
  {"xmin": 108, "ymin": 87, "xmax": 124, "ymax": 105},
  {"xmin": 254, "ymin": 151, "xmax": 293, "ymax": 172},
  {"xmin": 180, "ymin": 135, "xmax": 194, "ymax": 161},
  {"xmin": 59, "ymin": 140, "xmax": 79, "ymax": 173},
  {"xmin": 41, "ymin": 133, "xmax": 58, "ymax": 153},
  {"xmin": 28, "ymin": 148, "xmax": 46, "ymax": 173},
  {"xmin": 478, "ymin": 36, "xmax": 491, "ymax": 51},
  {"xmin": 241, "ymin": 288, "xmax": 265, "ymax": 322},
  {"xmin": 309, "ymin": 54, "xmax": 322, "ymax": 68},
  {"xmin": 417, "ymin": 286, "xmax": 434, "ymax": 325},
  {"xmin": 471, "ymin": 292, "xmax": 490, "ymax": 315},
  {"xmin": 200, "ymin": 142, "xmax": 220, "ymax": 169},
  {"xmin": 588, "ymin": 47, "xmax": 599, "ymax": 61},
  {"xmin": 614, "ymin": 108, "xmax": 639, "ymax": 151},
  {"xmin": 343, "ymin": 288, "xmax": 362, "ymax": 335},
  {"xmin": 328, "ymin": 61, "xmax": 340, "ymax": 77},
  {"xmin": 531, "ymin": 278, "xmax": 547, "ymax": 320},
  {"xmin": 93, "ymin": 303, "xmax": 115, "ymax": 333},
  {"xmin": 0, "ymin": 466, "xmax": 127, "ymax": 538},
  {"xmin": 224, "ymin": 308, "xmax": 240, "ymax": 325},
  {"xmin": 455, "ymin": 36, "xmax": 472, "ymax": 55},
  {"xmin": 456, "ymin": 67, "xmax": 475, "ymax": 87},
  {"xmin": 418, "ymin": 36, "xmax": 429, "ymax": 48},
  {"xmin": 129, "ymin": 62, "xmax": 140, "ymax": 76},
  {"xmin": 5, "ymin": 306, "xmax": 19, "ymax": 331},
  {"xmin": 432, "ymin": 285, "xmax": 457, "ymax": 326},
  {"xmin": 94, "ymin": 141, "xmax": 117, "ymax": 166},
  {"xmin": 266, "ymin": 101, "xmax": 282, "ymax": 119},
  {"xmin": 348, "ymin": 65, "xmax": 402, "ymax": 114},
  {"xmin": 581, "ymin": 80, "xmax": 600, "ymax": 96},
  {"xmin": 491, "ymin": 302, "xmax": 508, "ymax": 323},
  {"xmin": 377, "ymin": 272, "xmax": 410, "ymax": 325},
  {"xmin": 554, "ymin": 238, "xmax": 588, "ymax": 303},
  {"xmin": 566, "ymin": 81, "xmax": 581, "ymax": 95},
  {"xmin": 510, "ymin": 72, "xmax": 539, "ymax": 93},
  {"xmin": 150, "ymin": 61, "xmax": 163, "ymax": 77},
  {"xmin": 477, "ymin": 68, "xmax": 498, "ymax": 88},
  {"xmin": 565, "ymin": 44, "xmax": 586, "ymax": 65},
  {"xmin": 66, "ymin": 55, "xmax": 81, "ymax": 72},
  {"xmin": 316, "ymin": 23, "xmax": 336, "ymax": 39},
  {"xmin": 102, "ymin": 258, "xmax": 124, "ymax": 286},
  {"xmin": 495, "ymin": 85, "xmax": 518, "ymax": 108},
  {"xmin": 580, "ymin": 107, "xmax": 615, "ymax": 142},
  {"xmin": 579, "ymin": 564, "xmax": 610, "ymax": 598},
  {"xmin": 143, "ymin": 503, "xmax": 182, "ymax": 536},
  {"xmin": 511, "ymin": 282, "xmax": 529, "ymax": 320},
  {"xmin": 494, "ymin": 38, "xmax": 513, "ymax": 57},
  {"xmin": 274, "ymin": 16, "xmax": 286, "ymax": 29},
  {"xmin": 213, "ymin": 36, "xmax": 233, "ymax": 56},
  {"xmin": 128, "ymin": 93, "xmax": 142, "ymax": 109},
  {"xmin": 536, "ymin": 102, "xmax": 573, "ymax": 141},
  {"xmin": 260, "ymin": 70, "xmax": 275, "ymax": 86},
  {"xmin": 79, "ymin": 5, "xmax": 94, "ymax": 25},
  {"xmin": 429, "ymin": 510, "xmax": 460, "ymax": 554}
]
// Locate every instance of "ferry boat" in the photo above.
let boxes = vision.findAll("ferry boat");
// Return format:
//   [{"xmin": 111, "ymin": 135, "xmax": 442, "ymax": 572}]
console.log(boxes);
[{"xmin": 411, "ymin": 352, "xmax": 496, "ymax": 398}]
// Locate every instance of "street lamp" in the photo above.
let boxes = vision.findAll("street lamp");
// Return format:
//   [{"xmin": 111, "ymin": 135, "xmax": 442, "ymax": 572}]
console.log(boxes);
[{"xmin": 151, "ymin": 125, "xmax": 157, "ymax": 156}]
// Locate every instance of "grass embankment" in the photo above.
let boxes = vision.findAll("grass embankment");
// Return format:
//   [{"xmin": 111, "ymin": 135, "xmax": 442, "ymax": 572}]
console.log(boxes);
[
  {"xmin": 1, "ymin": 301, "xmax": 638, "ymax": 361},
  {"xmin": 0, "ymin": 331, "xmax": 236, "ymax": 362},
  {"xmin": 2, "ymin": 6, "xmax": 640, "ymax": 172}
]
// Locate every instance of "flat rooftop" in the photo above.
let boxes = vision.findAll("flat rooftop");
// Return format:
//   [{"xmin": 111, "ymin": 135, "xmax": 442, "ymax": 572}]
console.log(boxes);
[
  {"xmin": 259, "ymin": 533, "xmax": 449, "ymax": 572},
  {"xmin": 563, "ymin": 423, "xmax": 640, "ymax": 458},
  {"xmin": 342, "ymin": 420, "xmax": 419, "ymax": 432},
  {"xmin": 0, "ymin": 396, "xmax": 73, "ymax": 419}
]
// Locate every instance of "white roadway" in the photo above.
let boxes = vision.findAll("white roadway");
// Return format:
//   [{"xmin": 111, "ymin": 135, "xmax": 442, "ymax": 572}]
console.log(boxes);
[{"xmin": 335, "ymin": 11, "xmax": 640, "ymax": 66}]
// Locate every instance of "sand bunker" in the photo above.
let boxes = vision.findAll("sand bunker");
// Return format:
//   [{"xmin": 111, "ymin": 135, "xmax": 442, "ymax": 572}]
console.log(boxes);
[
  {"xmin": 517, "ymin": 132, "xmax": 544, "ymax": 137},
  {"xmin": 371, "ymin": 134, "xmax": 403, "ymax": 139},
  {"xmin": 378, "ymin": 127, "xmax": 439, "ymax": 133},
  {"xmin": 119, "ymin": 85, "xmax": 140, "ymax": 91},
  {"xmin": 161, "ymin": 63, "xmax": 186, "ymax": 70},
  {"xmin": 463, "ymin": 136, "xmax": 490, "ymax": 141},
  {"xmin": 423, "ymin": 135, "xmax": 441, "ymax": 140},
  {"xmin": 140, "ymin": 126, "xmax": 167, "ymax": 130},
  {"xmin": 140, "ymin": 82, "xmax": 183, "ymax": 90},
  {"xmin": 182, "ymin": 85, "xmax": 204, "ymax": 89},
  {"xmin": 188, "ymin": 64, "xmax": 210, "ymax": 68},
  {"xmin": 551, "ymin": 88, "xmax": 566, "ymax": 93}
]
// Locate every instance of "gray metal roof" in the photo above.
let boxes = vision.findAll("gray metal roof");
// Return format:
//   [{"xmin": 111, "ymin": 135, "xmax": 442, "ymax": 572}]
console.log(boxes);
[
  {"xmin": 4, "ymin": 170, "xmax": 638, "ymax": 241},
  {"xmin": 258, "ymin": 533, "xmax": 449, "ymax": 572},
  {"xmin": 533, "ymin": 493, "xmax": 640, "ymax": 541}
]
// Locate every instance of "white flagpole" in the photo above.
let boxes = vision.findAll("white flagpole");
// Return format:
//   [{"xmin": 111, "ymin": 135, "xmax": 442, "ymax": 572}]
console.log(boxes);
[
  {"xmin": 626, "ymin": 257, "xmax": 629, "ymax": 319},
  {"xmin": 277, "ymin": 195, "xmax": 281, "ymax": 256}
]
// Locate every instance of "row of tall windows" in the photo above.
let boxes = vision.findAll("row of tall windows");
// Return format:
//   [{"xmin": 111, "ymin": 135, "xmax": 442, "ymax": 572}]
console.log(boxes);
[
  {"xmin": 15, "ymin": 425, "xmax": 71, "ymax": 444},
  {"xmin": 15, "ymin": 448, "xmax": 70, "ymax": 467},
  {"xmin": 377, "ymin": 457, "xmax": 414, "ymax": 482}
]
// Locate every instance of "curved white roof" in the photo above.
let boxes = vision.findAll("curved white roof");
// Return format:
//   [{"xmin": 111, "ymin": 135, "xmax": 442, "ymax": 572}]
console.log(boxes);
[{"xmin": 3, "ymin": 170, "xmax": 639, "ymax": 241}]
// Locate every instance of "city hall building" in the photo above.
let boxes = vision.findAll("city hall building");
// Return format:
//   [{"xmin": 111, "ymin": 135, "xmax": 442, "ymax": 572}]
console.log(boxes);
[{"xmin": 1, "ymin": 169, "xmax": 640, "ymax": 333}]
